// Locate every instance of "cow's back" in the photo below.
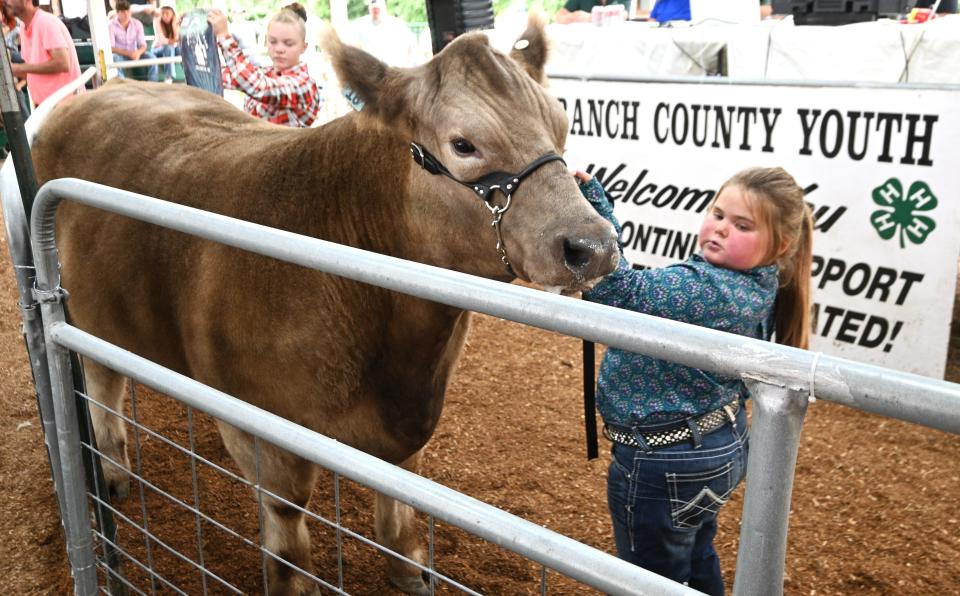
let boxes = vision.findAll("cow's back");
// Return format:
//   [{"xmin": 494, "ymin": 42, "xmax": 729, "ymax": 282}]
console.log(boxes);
[{"xmin": 36, "ymin": 80, "xmax": 298, "ymax": 209}]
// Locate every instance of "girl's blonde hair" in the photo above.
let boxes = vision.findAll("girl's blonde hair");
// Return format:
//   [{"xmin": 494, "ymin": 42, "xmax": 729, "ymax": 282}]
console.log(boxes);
[
  {"xmin": 716, "ymin": 167, "xmax": 814, "ymax": 349},
  {"xmin": 269, "ymin": 3, "xmax": 307, "ymax": 42}
]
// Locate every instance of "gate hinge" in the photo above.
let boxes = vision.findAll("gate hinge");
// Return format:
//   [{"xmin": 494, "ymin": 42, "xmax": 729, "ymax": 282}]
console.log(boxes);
[{"xmin": 31, "ymin": 286, "xmax": 69, "ymax": 306}]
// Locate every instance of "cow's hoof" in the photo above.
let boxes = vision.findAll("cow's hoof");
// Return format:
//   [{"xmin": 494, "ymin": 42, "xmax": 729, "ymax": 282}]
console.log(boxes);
[
  {"xmin": 102, "ymin": 461, "xmax": 130, "ymax": 502},
  {"xmin": 389, "ymin": 571, "xmax": 431, "ymax": 595}
]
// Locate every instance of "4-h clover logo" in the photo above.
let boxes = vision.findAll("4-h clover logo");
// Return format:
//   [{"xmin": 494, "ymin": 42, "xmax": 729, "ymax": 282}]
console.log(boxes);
[{"xmin": 870, "ymin": 178, "xmax": 937, "ymax": 248}]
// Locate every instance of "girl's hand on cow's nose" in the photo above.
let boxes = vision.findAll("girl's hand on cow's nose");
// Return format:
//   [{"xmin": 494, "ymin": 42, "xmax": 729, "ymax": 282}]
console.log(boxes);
[{"xmin": 571, "ymin": 169, "xmax": 593, "ymax": 184}]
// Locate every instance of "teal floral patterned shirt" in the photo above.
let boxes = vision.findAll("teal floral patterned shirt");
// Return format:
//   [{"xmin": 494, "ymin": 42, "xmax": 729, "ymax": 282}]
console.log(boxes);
[{"xmin": 580, "ymin": 178, "xmax": 779, "ymax": 425}]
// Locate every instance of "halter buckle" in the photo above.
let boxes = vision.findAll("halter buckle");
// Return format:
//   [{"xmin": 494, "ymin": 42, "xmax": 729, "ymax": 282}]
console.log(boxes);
[
  {"xmin": 410, "ymin": 143, "xmax": 446, "ymax": 176},
  {"xmin": 410, "ymin": 143, "xmax": 425, "ymax": 167}
]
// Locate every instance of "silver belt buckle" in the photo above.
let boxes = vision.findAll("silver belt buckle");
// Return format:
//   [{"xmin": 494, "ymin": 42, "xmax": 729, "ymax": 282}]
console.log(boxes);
[{"xmin": 723, "ymin": 403, "xmax": 736, "ymax": 423}]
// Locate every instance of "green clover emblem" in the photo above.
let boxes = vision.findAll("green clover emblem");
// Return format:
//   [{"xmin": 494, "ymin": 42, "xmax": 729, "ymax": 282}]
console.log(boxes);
[{"xmin": 870, "ymin": 178, "xmax": 937, "ymax": 248}]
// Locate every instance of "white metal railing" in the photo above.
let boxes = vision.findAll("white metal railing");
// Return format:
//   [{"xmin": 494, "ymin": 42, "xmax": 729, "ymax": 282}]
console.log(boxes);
[{"xmin": 106, "ymin": 54, "xmax": 181, "ymax": 78}]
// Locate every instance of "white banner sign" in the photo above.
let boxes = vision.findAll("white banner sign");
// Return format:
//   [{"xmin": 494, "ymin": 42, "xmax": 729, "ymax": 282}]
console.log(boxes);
[{"xmin": 551, "ymin": 79, "xmax": 960, "ymax": 378}]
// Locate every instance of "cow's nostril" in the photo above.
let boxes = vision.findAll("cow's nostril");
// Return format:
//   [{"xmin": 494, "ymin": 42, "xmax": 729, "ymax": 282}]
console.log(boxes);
[{"xmin": 563, "ymin": 237, "xmax": 593, "ymax": 271}]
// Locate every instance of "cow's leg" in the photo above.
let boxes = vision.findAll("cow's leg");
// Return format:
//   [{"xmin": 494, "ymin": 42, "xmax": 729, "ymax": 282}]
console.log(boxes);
[
  {"xmin": 83, "ymin": 360, "xmax": 131, "ymax": 501},
  {"xmin": 377, "ymin": 448, "xmax": 430, "ymax": 596},
  {"xmin": 218, "ymin": 422, "xmax": 320, "ymax": 596}
]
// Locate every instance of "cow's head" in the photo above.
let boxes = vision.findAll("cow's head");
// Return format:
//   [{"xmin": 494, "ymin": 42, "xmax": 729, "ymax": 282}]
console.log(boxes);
[{"xmin": 323, "ymin": 16, "xmax": 619, "ymax": 292}]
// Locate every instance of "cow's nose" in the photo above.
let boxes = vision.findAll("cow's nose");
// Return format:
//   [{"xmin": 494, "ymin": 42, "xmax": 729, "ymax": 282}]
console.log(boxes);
[{"xmin": 560, "ymin": 229, "xmax": 619, "ymax": 280}]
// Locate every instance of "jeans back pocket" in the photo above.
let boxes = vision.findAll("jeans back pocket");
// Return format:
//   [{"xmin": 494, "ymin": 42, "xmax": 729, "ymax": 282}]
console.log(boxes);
[{"xmin": 667, "ymin": 459, "xmax": 739, "ymax": 530}]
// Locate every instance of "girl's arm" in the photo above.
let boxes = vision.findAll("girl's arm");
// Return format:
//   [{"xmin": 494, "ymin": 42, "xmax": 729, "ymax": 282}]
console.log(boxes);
[
  {"xmin": 580, "ymin": 177, "xmax": 708, "ymax": 325},
  {"xmin": 585, "ymin": 257, "xmax": 710, "ymax": 325},
  {"xmin": 209, "ymin": 10, "xmax": 240, "ymax": 92}
]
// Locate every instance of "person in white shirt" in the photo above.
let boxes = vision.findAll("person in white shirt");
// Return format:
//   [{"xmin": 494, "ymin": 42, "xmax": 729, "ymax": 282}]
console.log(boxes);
[{"xmin": 349, "ymin": 0, "xmax": 416, "ymax": 67}]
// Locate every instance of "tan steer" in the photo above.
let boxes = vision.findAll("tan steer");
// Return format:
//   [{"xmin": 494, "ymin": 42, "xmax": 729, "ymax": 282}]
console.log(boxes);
[{"xmin": 33, "ymin": 18, "xmax": 619, "ymax": 595}]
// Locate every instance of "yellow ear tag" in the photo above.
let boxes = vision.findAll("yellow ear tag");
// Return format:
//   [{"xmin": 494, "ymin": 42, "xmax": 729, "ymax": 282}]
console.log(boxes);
[{"xmin": 514, "ymin": 39, "xmax": 530, "ymax": 51}]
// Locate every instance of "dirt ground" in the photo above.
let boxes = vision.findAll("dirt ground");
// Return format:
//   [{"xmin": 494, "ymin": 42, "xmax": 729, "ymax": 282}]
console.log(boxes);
[{"xmin": 0, "ymin": 219, "xmax": 958, "ymax": 595}]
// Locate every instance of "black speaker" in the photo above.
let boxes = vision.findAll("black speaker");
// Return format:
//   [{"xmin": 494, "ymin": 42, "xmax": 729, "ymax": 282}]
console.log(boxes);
[
  {"xmin": 771, "ymin": 0, "xmax": 912, "ymax": 24},
  {"xmin": 425, "ymin": 0, "xmax": 495, "ymax": 55}
]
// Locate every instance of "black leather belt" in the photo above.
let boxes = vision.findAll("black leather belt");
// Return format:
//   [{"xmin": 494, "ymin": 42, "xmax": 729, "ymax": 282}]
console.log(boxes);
[{"xmin": 603, "ymin": 400, "xmax": 740, "ymax": 450}]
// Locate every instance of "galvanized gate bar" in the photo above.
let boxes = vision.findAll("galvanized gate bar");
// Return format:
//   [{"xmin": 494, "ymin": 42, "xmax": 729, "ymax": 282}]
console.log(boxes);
[
  {"xmin": 0, "ymin": 159, "xmax": 67, "ymax": 524},
  {"xmin": 31, "ymin": 179, "xmax": 960, "ymax": 433},
  {"xmin": 733, "ymin": 380, "xmax": 811, "ymax": 596},
  {"xmin": 47, "ymin": 322, "xmax": 698, "ymax": 596},
  {"xmin": 0, "ymin": 47, "xmax": 68, "ymax": 527},
  {"xmin": 34, "ymin": 292, "xmax": 98, "ymax": 594}
]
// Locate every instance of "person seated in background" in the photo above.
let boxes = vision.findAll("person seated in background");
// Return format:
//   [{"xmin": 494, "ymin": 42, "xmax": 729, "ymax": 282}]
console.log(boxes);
[
  {"xmin": 109, "ymin": 0, "xmax": 157, "ymax": 80},
  {"xmin": 207, "ymin": 3, "xmax": 321, "ymax": 128},
  {"xmin": 555, "ymin": 0, "xmax": 630, "ymax": 24},
  {"xmin": 150, "ymin": 0, "xmax": 178, "ymax": 83}
]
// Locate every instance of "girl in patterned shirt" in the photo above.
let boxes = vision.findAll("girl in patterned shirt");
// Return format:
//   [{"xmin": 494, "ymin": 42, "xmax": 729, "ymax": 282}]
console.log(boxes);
[
  {"xmin": 207, "ymin": 5, "xmax": 320, "ymax": 128},
  {"xmin": 580, "ymin": 166, "xmax": 813, "ymax": 595}
]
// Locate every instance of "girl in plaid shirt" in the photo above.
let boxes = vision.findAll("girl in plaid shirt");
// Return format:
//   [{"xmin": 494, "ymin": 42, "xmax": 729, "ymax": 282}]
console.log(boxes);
[{"xmin": 207, "ymin": 5, "xmax": 320, "ymax": 128}]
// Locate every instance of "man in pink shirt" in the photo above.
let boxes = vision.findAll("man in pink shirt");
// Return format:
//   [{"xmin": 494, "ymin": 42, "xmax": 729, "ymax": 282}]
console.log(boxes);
[{"xmin": 4, "ymin": 0, "xmax": 82, "ymax": 106}]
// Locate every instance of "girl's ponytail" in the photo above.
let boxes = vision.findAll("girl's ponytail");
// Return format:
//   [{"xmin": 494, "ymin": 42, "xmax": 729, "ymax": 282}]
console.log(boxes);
[{"xmin": 774, "ymin": 205, "xmax": 813, "ymax": 349}]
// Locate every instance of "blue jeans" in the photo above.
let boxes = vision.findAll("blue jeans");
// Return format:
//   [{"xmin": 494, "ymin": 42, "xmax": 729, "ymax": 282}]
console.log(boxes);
[
  {"xmin": 606, "ymin": 402, "xmax": 748, "ymax": 595},
  {"xmin": 113, "ymin": 51, "xmax": 158, "ymax": 81},
  {"xmin": 154, "ymin": 45, "xmax": 180, "ymax": 80}
]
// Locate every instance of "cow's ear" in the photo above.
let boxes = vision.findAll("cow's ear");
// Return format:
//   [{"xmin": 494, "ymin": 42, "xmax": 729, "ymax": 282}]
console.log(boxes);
[
  {"xmin": 321, "ymin": 26, "xmax": 412, "ymax": 128},
  {"xmin": 509, "ymin": 13, "xmax": 549, "ymax": 84}
]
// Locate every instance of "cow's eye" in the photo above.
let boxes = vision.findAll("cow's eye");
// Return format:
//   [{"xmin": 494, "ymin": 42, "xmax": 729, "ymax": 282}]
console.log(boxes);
[{"xmin": 452, "ymin": 138, "xmax": 476, "ymax": 155}]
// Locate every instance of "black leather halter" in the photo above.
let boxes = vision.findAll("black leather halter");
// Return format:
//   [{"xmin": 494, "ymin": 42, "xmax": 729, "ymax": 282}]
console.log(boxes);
[{"xmin": 410, "ymin": 142, "xmax": 565, "ymax": 276}]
